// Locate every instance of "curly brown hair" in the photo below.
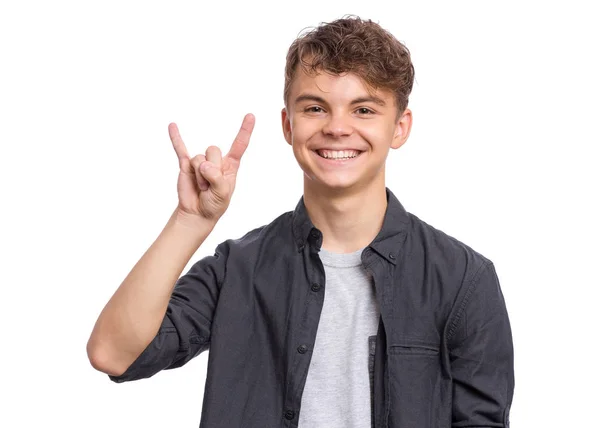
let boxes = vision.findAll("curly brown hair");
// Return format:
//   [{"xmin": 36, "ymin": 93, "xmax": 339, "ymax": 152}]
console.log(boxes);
[{"xmin": 284, "ymin": 16, "xmax": 415, "ymax": 119}]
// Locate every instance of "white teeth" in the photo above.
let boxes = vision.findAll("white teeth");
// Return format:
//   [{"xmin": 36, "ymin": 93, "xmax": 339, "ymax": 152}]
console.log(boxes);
[{"xmin": 317, "ymin": 149, "xmax": 361, "ymax": 159}]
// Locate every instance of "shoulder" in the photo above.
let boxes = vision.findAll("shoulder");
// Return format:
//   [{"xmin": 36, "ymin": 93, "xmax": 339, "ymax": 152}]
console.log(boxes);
[
  {"xmin": 406, "ymin": 211, "xmax": 491, "ymax": 262},
  {"xmin": 220, "ymin": 210, "xmax": 295, "ymax": 254},
  {"xmin": 404, "ymin": 210, "xmax": 493, "ymax": 291}
]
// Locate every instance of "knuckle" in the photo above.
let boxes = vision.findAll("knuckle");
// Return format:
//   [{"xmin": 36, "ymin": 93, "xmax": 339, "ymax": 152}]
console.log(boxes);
[
  {"xmin": 206, "ymin": 145, "xmax": 222, "ymax": 156},
  {"xmin": 190, "ymin": 155, "xmax": 203, "ymax": 168}
]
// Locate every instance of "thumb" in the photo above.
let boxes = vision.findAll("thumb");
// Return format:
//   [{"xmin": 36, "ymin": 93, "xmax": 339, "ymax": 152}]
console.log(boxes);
[{"xmin": 200, "ymin": 162, "xmax": 228, "ymax": 195}]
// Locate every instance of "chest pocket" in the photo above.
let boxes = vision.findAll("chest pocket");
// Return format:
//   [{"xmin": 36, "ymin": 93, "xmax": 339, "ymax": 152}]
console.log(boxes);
[{"xmin": 387, "ymin": 338, "xmax": 445, "ymax": 427}]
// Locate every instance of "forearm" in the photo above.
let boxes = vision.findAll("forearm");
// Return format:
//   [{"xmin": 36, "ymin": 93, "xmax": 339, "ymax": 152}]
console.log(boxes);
[{"xmin": 87, "ymin": 207, "xmax": 217, "ymax": 376}]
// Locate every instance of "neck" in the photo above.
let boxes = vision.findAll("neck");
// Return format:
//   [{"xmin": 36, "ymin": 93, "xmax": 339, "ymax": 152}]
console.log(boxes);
[{"xmin": 303, "ymin": 177, "xmax": 388, "ymax": 254}]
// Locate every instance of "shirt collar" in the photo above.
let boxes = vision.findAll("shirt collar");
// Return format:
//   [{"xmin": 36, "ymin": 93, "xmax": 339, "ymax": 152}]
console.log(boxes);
[{"xmin": 291, "ymin": 187, "xmax": 410, "ymax": 265}]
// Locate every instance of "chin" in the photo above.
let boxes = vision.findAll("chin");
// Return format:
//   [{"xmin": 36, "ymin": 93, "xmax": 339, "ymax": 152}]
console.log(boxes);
[{"xmin": 307, "ymin": 177, "xmax": 362, "ymax": 192}]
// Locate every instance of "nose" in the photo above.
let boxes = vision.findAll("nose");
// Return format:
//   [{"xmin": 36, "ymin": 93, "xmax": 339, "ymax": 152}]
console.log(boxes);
[{"xmin": 322, "ymin": 112, "xmax": 353, "ymax": 138}]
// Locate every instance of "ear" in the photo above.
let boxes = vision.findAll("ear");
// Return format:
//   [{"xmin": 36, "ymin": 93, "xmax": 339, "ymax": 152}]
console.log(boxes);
[
  {"xmin": 281, "ymin": 107, "xmax": 292, "ymax": 146},
  {"xmin": 391, "ymin": 108, "xmax": 413, "ymax": 150}
]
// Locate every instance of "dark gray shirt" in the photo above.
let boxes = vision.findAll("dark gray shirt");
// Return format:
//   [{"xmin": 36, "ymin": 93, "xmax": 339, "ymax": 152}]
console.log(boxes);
[{"xmin": 109, "ymin": 187, "xmax": 514, "ymax": 428}]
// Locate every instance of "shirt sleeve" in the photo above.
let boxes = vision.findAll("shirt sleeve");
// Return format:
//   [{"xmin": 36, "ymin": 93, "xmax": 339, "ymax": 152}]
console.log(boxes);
[
  {"xmin": 108, "ymin": 239, "xmax": 230, "ymax": 383},
  {"xmin": 447, "ymin": 261, "xmax": 515, "ymax": 427}
]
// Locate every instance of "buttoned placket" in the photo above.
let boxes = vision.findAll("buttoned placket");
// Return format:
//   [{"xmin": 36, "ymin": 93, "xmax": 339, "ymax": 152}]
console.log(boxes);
[
  {"xmin": 282, "ymin": 227, "xmax": 326, "ymax": 427},
  {"xmin": 282, "ymin": 227, "xmax": 394, "ymax": 428},
  {"xmin": 361, "ymin": 247, "xmax": 392, "ymax": 428}
]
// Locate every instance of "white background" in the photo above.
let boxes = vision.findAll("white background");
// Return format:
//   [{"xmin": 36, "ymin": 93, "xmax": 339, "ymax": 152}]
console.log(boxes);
[{"xmin": 1, "ymin": 0, "xmax": 598, "ymax": 426}]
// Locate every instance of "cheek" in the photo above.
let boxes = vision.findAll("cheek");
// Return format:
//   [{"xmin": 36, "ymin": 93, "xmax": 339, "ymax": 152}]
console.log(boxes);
[
  {"xmin": 291, "ymin": 120, "xmax": 318, "ymax": 146},
  {"xmin": 359, "ymin": 122, "xmax": 395, "ymax": 149}
]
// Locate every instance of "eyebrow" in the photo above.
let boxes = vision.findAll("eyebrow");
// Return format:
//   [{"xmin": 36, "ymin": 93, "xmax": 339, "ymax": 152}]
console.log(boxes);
[{"xmin": 294, "ymin": 94, "xmax": 387, "ymax": 107}]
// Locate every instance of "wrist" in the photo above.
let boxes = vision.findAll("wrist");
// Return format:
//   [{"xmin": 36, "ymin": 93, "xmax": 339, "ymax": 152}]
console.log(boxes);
[{"xmin": 168, "ymin": 208, "xmax": 218, "ymax": 240}]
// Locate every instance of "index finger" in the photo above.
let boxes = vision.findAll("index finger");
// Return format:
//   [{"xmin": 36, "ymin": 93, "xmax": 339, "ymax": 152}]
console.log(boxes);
[
  {"xmin": 168, "ymin": 122, "xmax": 190, "ymax": 162},
  {"xmin": 226, "ymin": 113, "xmax": 255, "ymax": 162}
]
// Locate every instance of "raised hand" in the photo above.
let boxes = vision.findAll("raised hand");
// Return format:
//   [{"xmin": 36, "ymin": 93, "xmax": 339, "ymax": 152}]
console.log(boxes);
[{"xmin": 169, "ymin": 113, "xmax": 255, "ymax": 222}]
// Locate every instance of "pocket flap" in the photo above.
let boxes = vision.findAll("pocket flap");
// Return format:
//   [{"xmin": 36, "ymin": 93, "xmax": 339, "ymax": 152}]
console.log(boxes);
[{"xmin": 389, "ymin": 338, "xmax": 439, "ymax": 356}]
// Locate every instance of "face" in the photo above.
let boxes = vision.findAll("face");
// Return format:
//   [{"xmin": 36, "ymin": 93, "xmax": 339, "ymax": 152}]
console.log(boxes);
[{"xmin": 282, "ymin": 67, "xmax": 412, "ymax": 193}]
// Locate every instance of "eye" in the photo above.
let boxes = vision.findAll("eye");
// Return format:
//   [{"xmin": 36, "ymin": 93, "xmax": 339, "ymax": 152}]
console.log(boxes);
[
  {"xmin": 356, "ymin": 107, "xmax": 375, "ymax": 115},
  {"xmin": 305, "ymin": 106, "xmax": 324, "ymax": 113}
]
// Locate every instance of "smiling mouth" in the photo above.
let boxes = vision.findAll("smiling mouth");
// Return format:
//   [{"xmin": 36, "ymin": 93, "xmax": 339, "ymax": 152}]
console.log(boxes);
[{"xmin": 313, "ymin": 149, "xmax": 365, "ymax": 160}]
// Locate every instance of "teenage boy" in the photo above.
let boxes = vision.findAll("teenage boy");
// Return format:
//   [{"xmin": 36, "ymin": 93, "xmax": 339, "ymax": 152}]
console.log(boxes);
[{"xmin": 87, "ymin": 16, "xmax": 514, "ymax": 428}]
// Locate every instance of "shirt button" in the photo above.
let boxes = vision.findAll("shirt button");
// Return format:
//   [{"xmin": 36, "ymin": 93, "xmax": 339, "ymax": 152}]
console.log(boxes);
[
  {"xmin": 389, "ymin": 253, "xmax": 396, "ymax": 260},
  {"xmin": 311, "ymin": 283, "xmax": 321, "ymax": 292},
  {"xmin": 297, "ymin": 345, "xmax": 308, "ymax": 354},
  {"xmin": 285, "ymin": 410, "xmax": 295, "ymax": 420}
]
